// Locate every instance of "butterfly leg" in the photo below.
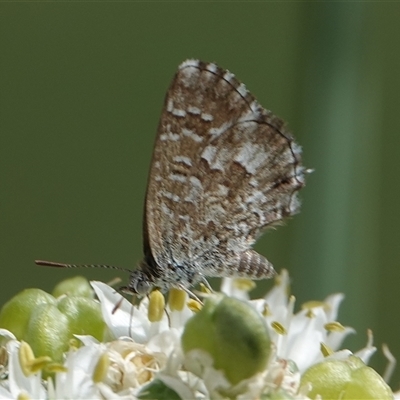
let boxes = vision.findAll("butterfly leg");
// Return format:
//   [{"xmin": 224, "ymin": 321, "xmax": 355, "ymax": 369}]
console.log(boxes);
[
  {"xmin": 200, "ymin": 276, "xmax": 214, "ymax": 293},
  {"xmin": 177, "ymin": 283, "xmax": 203, "ymax": 304}
]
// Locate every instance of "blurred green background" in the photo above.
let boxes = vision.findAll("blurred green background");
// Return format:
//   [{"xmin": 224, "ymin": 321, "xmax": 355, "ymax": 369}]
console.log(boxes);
[{"xmin": 1, "ymin": 2, "xmax": 400, "ymax": 386}]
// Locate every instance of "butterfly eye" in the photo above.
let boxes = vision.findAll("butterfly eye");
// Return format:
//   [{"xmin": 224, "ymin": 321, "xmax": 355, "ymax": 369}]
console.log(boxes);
[
  {"xmin": 132, "ymin": 275, "xmax": 152, "ymax": 296},
  {"xmin": 135, "ymin": 281, "xmax": 152, "ymax": 296}
]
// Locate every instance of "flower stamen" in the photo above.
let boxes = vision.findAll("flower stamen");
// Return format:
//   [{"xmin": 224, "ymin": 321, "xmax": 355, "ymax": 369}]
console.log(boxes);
[{"xmin": 148, "ymin": 290, "xmax": 165, "ymax": 322}]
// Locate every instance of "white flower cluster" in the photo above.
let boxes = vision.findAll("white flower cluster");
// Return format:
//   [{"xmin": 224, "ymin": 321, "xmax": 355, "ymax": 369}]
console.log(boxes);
[{"xmin": 0, "ymin": 271, "xmax": 386, "ymax": 399}]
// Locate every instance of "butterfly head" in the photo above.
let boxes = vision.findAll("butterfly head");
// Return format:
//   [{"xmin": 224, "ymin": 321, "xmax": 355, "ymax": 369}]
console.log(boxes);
[{"xmin": 120, "ymin": 269, "xmax": 153, "ymax": 296}]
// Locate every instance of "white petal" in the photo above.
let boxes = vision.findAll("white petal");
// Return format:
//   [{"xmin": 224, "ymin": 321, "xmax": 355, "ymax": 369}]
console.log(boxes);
[
  {"xmin": 354, "ymin": 344, "xmax": 377, "ymax": 364},
  {"xmin": 55, "ymin": 344, "xmax": 102, "ymax": 399},
  {"xmin": 75, "ymin": 334, "xmax": 100, "ymax": 346},
  {"xmin": 7, "ymin": 341, "xmax": 46, "ymax": 399},
  {"xmin": 0, "ymin": 386, "xmax": 13, "ymax": 399},
  {"xmin": 147, "ymin": 329, "xmax": 181, "ymax": 356},
  {"xmin": 326, "ymin": 327, "xmax": 355, "ymax": 350},
  {"xmin": 91, "ymin": 281, "xmax": 151, "ymax": 342},
  {"xmin": 264, "ymin": 270, "xmax": 290, "ymax": 311},
  {"xmin": 157, "ymin": 374, "xmax": 195, "ymax": 399},
  {"xmin": 284, "ymin": 308, "xmax": 327, "ymax": 372},
  {"xmin": 327, "ymin": 349, "xmax": 353, "ymax": 361},
  {"xmin": 220, "ymin": 278, "xmax": 250, "ymax": 300},
  {"xmin": 0, "ymin": 329, "xmax": 16, "ymax": 342},
  {"xmin": 324, "ymin": 293, "xmax": 345, "ymax": 321}
]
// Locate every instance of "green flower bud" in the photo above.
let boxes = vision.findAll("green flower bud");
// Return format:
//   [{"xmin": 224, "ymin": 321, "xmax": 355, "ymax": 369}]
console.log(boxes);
[
  {"xmin": 301, "ymin": 356, "xmax": 393, "ymax": 399},
  {"xmin": 343, "ymin": 364, "xmax": 393, "ymax": 400},
  {"xmin": 182, "ymin": 295, "xmax": 271, "ymax": 385},
  {"xmin": 57, "ymin": 296, "xmax": 105, "ymax": 341},
  {"xmin": 138, "ymin": 379, "xmax": 182, "ymax": 400},
  {"xmin": 52, "ymin": 276, "xmax": 93, "ymax": 298},
  {"xmin": 0, "ymin": 289, "xmax": 55, "ymax": 339},
  {"xmin": 0, "ymin": 279, "xmax": 106, "ymax": 367},
  {"xmin": 24, "ymin": 303, "xmax": 70, "ymax": 363}
]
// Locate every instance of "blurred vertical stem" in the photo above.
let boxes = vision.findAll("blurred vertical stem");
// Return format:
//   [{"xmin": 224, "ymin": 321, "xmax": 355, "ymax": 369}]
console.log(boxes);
[{"xmin": 293, "ymin": 3, "xmax": 381, "ymax": 342}]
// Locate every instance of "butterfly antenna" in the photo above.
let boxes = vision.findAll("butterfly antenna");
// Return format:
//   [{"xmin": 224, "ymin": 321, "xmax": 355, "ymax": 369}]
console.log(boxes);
[{"xmin": 35, "ymin": 260, "xmax": 133, "ymax": 274}]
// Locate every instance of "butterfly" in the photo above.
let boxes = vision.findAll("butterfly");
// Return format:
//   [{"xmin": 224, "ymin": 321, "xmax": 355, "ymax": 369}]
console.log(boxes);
[{"xmin": 37, "ymin": 60, "xmax": 306, "ymax": 297}]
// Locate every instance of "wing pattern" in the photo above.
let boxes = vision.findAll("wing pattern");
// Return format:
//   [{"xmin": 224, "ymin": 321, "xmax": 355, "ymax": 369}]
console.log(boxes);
[{"xmin": 142, "ymin": 60, "xmax": 305, "ymax": 286}]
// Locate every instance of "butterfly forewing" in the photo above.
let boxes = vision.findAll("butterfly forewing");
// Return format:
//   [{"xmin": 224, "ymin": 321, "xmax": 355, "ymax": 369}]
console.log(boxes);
[{"xmin": 144, "ymin": 60, "xmax": 304, "ymax": 282}]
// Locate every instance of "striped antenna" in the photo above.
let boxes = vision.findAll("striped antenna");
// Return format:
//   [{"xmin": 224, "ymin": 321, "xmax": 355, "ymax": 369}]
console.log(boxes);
[{"xmin": 35, "ymin": 260, "xmax": 133, "ymax": 274}]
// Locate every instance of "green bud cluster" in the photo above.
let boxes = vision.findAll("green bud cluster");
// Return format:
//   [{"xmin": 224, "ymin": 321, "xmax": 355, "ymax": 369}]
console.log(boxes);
[{"xmin": 0, "ymin": 276, "xmax": 106, "ymax": 364}]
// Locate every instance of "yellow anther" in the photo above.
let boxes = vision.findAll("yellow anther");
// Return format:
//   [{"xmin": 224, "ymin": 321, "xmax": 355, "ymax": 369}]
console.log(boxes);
[
  {"xmin": 187, "ymin": 299, "xmax": 202, "ymax": 313},
  {"xmin": 199, "ymin": 282, "xmax": 212, "ymax": 294},
  {"xmin": 29, "ymin": 356, "xmax": 52, "ymax": 373},
  {"xmin": 17, "ymin": 393, "xmax": 31, "ymax": 400},
  {"xmin": 46, "ymin": 363, "xmax": 68, "ymax": 373},
  {"xmin": 69, "ymin": 338, "xmax": 79, "ymax": 350},
  {"xmin": 262, "ymin": 303, "xmax": 271, "ymax": 317},
  {"xmin": 18, "ymin": 341, "xmax": 51, "ymax": 376},
  {"xmin": 320, "ymin": 342, "xmax": 334, "ymax": 357},
  {"xmin": 233, "ymin": 278, "xmax": 256, "ymax": 292},
  {"xmin": 271, "ymin": 321, "xmax": 287, "ymax": 335},
  {"xmin": 301, "ymin": 300, "xmax": 326, "ymax": 310},
  {"xmin": 168, "ymin": 288, "xmax": 186, "ymax": 311},
  {"xmin": 19, "ymin": 341, "xmax": 35, "ymax": 376},
  {"xmin": 324, "ymin": 321, "xmax": 345, "ymax": 332},
  {"xmin": 305, "ymin": 309, "xmax": 315, "ymax": 318},
  {"xmin": 148, "ymin": 289, "xmax": 165, "ymax": 322},
  {"xmin": 275, "ymin": 274, "xmax": 282, "ymax": 286},
  {"xmin": 93, "ymin": 353, "xmax": 110, "ymax": 383},
  {"xmin": 275, "ymin": 270, "xmax": 290, "ymax": 292}
]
